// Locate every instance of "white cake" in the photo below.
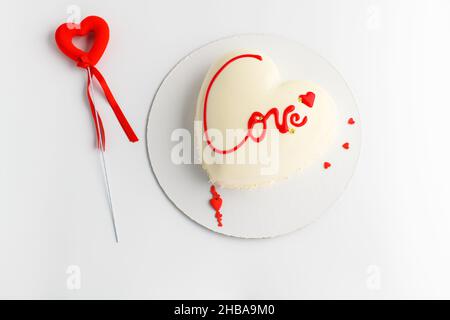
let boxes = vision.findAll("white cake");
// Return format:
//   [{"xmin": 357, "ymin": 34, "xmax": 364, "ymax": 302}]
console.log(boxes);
[{"xmin": 195, "ymin": 50, "xmax": 337, "ymax": 189}]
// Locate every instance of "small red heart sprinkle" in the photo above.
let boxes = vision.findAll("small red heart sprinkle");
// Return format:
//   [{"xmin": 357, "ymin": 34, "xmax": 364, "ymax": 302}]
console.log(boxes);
[
  {"xmin": 348, "ymin": 117, "xmax": 355, "ymax": 125},
  {"xmin": 324, "ymin": 162, "xmax": 331, "ymax": 169},
  {"xmin": 299, "ymin": 92, "xmax": 315, "ymax": 108},
  {"xmin": 342, "ymin": 142, "xmax": 350, "ymax": 150}
]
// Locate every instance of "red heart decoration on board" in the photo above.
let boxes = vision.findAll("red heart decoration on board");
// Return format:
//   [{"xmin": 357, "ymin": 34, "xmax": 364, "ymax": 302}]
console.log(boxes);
[
  {"xmin": 55, "ymin": 16, "xmax": 109, "ymax": 67},
  {"xmin": 323, "ymin": 162, "xmax": 331, "ymax": 169},
  {"xmin": 348, "ymin": 117, "xmax": 355, "ymax": 125},
  {"xmin": 210, "ymin": 197, "xmax": 223, "ymax": 212},
  {"xmin": 342, "ymin": 142, "xmax": 350, "ymax": 150},
  {"xmin": 299, "ymin": 92, "xmax": 315, "ymax": 108}
]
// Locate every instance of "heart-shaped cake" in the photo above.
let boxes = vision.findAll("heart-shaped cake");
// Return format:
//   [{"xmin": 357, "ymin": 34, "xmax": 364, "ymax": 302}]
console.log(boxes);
[{"xmin": 195, "ymin": 51, "xmax": 337, "ymax": 189}]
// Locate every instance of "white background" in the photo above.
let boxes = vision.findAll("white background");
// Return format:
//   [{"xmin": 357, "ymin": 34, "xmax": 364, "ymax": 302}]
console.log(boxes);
[{"xmin": 1, "ymin": 0, "xmax": 450, "ymax": 299}]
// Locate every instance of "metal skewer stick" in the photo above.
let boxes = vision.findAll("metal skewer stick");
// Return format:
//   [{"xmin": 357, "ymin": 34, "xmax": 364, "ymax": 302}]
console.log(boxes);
[{"xmin": 87, "ymin": 67, "xmax": 120, "ymax": 243}]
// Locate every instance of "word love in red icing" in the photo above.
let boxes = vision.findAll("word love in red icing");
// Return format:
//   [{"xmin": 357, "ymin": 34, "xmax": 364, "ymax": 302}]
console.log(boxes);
[
  {"xmin": 247, "ymin": 104, "xmax": 309, "ymax": 143},
  {"xmin": 210, "ymin": 186, "xmax": 223, "ymax": 227},
  {"xmin": 203, "ymin": 53, "xmax": 315, "ymax": 155}
]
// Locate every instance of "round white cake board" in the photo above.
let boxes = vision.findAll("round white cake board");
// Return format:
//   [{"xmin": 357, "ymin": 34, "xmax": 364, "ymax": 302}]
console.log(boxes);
[{"xmin": 147, "ymin": 35, "xmax": 361, "ymax": 238}]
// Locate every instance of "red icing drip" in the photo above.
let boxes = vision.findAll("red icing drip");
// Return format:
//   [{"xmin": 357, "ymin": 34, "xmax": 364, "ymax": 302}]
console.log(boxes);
[
  {"xmin": 210, "ymin": 185, "xmax": 223, "ymax": 227},
  {"xmin": 203, "ymin": 53, "xmax": 311, "ymax": 154},
  {"xmin": 342, "ymin": 142, "xmax": 350, "ymax": 150},
  {"xmin": 324, "ymin": 162, "xmax": 331, "ymax": 169},
  {"xmin": 348, "ymin": 117, "xmax": 355, "ymax": 125}
]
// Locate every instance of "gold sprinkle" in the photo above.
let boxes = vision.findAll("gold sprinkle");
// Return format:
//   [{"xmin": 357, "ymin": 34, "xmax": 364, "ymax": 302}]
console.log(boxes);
[
  {"xmin": 289, "ymin": 128, "xmax": 296, "ymax": 134},
  {"xmin": 298, "ymin": 97, "xmax": 302, "ymax": 103}
]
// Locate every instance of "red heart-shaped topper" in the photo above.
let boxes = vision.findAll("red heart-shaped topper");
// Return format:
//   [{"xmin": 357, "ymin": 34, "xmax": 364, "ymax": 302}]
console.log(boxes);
[
  {"xmin": 299, "ymin": 92, "xmax": 315, "ymax": 108},
  {"xmin": 55, "ymin": 16, "xmax": 109, "ymax": 67},
  {"xmin": 210, "ymin": 197, "xmax": 223, "ymax": 212}
]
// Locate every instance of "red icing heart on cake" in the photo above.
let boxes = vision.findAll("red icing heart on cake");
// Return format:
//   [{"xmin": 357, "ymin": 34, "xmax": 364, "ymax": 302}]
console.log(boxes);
[
  {"xmin": 210, "ymin": 197, "xmax": 223, "ymax": 212},
  {"xmin": 323, "ymin": 162, "xmax": 331, "ymax": 169},
  {"xmin": 299, "ymin": 92, "xmax": 315, "ymax": 108},
  {"xmin": 55, "ymin": 16, "xmax": 109, "ymax": 67},
  {"xmin": 348, "ymin": 117, "xmax": 355, "ymax": 125},
  {"xmin": 342, "ymin": 142, "xmax": 350, "ymax": 150}
]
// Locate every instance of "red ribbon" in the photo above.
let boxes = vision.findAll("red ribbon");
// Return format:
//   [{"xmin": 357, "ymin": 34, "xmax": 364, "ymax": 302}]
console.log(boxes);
[
  {"xmin": 55, "ymin": 16, "xmax": 138, "ymax": 150},
  {"xmin": 85, "ymin": 64, "xmax": 138, "ymax": 150}
]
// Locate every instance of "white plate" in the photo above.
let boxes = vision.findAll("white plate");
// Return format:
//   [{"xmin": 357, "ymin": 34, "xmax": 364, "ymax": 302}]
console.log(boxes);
[{"xmin": 147, "ymin": 35, "xmax": 361, "ymax": 238}]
